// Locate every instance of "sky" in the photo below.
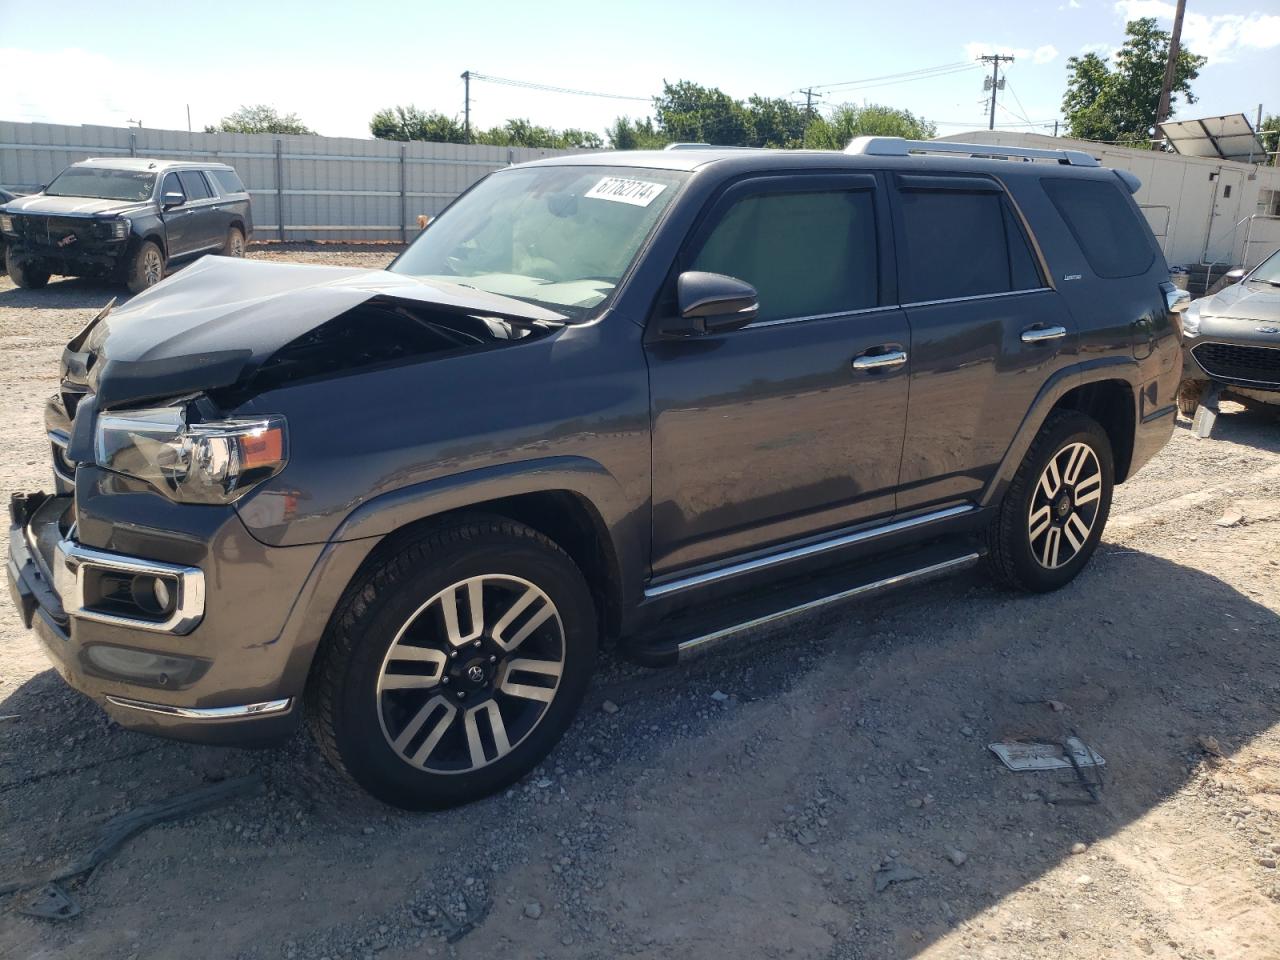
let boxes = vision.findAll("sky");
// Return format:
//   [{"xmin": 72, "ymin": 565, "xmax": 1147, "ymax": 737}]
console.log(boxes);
[{"xmin": 1, "ymin": 0, "xmax": 1277, "ymax": 142}]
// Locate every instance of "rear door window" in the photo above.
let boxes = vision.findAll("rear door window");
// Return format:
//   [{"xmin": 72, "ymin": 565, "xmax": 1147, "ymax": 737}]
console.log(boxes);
[
  {"xmin": 210, "ymin": 168, "xmax": 246, "ymax": 195},
  {"xmin": 895, "ymin": 176, "xmax": 1043, "ymax": 303},
  {"xmin": 690, "ymin": 187, "xmax": 879, "ymax": 323},
  {"xmin": 1041, "ymin": 177, "xmax": 1155, "ymax": 278},
  {"xmin": 178, "ymin": 171, "xmax": 212, "ymax": 201}
]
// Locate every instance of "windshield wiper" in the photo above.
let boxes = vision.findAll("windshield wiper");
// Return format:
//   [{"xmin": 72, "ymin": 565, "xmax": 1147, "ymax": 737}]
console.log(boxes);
[{"xmin": 1247, "ymin": 277, "xmax": 1280, "ymax": 287}]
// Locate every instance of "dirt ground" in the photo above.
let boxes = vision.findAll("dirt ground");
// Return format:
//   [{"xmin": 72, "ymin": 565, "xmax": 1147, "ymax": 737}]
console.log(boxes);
[{"xmin": 1, "ymin": 248, "xmax": 1279, "ymax": 960}]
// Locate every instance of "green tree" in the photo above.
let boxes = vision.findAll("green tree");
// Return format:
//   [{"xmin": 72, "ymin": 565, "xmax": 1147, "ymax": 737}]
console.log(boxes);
[
  {"xmin": 205, "ymin": 105, "xmax": 315, "ymax": 135},
  {"xmin": 1260, "ymin": 113, "xmax": 1279, "ymax": 166},
  {"xmin": 1062, "ymin": 18, "xmax": 1205, "ymax": 145},
  {"xmin": 652, "ymin": 80, "xmax": 751, "ymax": 146},
  {"xmin": 745, "ymin": 95, "xmax": 809, "ymax": 148},
  {"xmin": 606, "ymin": 116, "xmax": 667, "ymax": 150},
  {"xmin": 802, "ymin": 104, "xmax": 937, "ymax": 149},
  {"xmin": 370, "ymin": 106, "xmax": 466, "ymax": 143},
  {"xmin": 474, "ymin": 119, "xmax": 602, "ymax": 149}
]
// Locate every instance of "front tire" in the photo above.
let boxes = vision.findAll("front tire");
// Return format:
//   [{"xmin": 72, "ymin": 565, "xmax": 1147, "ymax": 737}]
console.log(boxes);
[
  {"xmin": 308, "ymin": 517, "xmax": 597, "ymax": 810},
  {"xmin": 6, "ymin": 249, "xmax": 50, "ymax": 289},
  {"xmin": 125, "ymin": 240, "xmax": 165, "ymax": 293},
  {"xmin": 1177, "ymin": 379, "xmax": 1206, "ymax": 419},
  {"xmin": 985, "ymin": 411, "xmax": 1114, "ymax": 592}
]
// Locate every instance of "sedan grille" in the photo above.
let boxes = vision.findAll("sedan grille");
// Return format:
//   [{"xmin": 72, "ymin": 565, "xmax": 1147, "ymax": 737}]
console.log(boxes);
[{"xmin": 1192, "ymin": 342, "xmax": 1280, "ymax": 388}]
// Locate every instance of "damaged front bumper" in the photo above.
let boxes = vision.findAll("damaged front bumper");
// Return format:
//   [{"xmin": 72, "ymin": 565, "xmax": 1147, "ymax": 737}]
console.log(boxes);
[{"xmin": 4, "ymin": 481, "xmax": 357, "ymax": 746}]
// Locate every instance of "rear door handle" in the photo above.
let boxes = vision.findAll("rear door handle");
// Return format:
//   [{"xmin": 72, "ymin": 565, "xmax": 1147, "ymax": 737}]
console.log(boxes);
[
  {"xmin": 1020, "ymin": 325, "xmax": 1067, "ymax": 344},
  {"xmin": 852, "ymin": 349, "xmax": 908, "ymax": 371}
]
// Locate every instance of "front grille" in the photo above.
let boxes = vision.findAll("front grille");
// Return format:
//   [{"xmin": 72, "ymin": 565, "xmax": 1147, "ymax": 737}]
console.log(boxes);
[
  {"xmin": 14, "ymin": 215, "xmax": 101, "ymax": 249},
  {"xmin": 1192, "ymin": 342, "xmax": 1280, "ymax": 388}
]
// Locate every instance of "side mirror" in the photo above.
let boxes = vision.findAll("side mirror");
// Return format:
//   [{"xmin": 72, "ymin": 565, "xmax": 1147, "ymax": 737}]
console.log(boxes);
[
  {"xmin": 162, "ymin": 191, "xmax": 185, "ymax": 209},
  {"xmin": 1224, "ymin": 268, "xmax": 1246, "ymax": 284},
  {"xmin": 661, "ymin": 271, "xmax": 758, "ymax": 336}
]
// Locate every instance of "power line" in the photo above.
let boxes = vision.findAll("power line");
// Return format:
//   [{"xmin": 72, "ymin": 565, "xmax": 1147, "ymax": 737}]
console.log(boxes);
[
  {"xmin": 804, "ymin": 61, "xmax": 977, "ymax": 92},
  {"xmin": 467, "ymin": 72, "xmax": 650, "ymax": 103}
]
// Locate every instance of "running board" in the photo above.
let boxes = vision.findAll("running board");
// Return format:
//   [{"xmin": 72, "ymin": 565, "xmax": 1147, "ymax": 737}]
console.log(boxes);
[{"xmin": 623, "ymin": 542, "xmax": 981, "ymax": 667}]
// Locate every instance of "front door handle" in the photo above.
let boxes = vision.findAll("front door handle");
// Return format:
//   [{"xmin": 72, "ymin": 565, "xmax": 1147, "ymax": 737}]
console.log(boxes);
[
  {"xmin": 852, "ymin": 349, "xmax": 908, "ymax": 371},
  {"xmin": 1021, "ymin": 325, "xmax": 1067, "ymax": 344}
]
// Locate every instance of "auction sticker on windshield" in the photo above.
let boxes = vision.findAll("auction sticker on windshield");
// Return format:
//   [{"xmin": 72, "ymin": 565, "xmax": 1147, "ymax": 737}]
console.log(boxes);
[{"xmin": 585, "ymin": 177, "xmax": 667, "ymax": 207}]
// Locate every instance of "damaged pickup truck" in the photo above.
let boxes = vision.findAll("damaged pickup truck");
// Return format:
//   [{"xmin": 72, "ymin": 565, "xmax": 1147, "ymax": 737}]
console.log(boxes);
[{"xmin": 8, "ymin": 144, "xmax": 1182, "ymax": 808}]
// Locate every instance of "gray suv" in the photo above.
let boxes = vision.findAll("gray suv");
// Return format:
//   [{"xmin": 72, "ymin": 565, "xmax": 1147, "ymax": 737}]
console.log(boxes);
[
  {"xmin": 1, "ymin": 158, "xmax": 252, "ymax": 293},
  {"xmin": 7, "ymin": 138, "xmax": 1183, "ymax": 808}
]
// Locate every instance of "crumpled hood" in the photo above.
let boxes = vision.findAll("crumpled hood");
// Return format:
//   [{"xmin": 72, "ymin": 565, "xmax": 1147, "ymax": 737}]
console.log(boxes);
[
  {"xmin": 68, "ymin": 256, "xmax": 566, "ymax": 408},
  {"xmin": 3, "ymin": 193, "xmax": 151, "ymax": 217},
  {"xmin": 1199, "ymin": 280, "xmax": 1280, "ymax": 325}
]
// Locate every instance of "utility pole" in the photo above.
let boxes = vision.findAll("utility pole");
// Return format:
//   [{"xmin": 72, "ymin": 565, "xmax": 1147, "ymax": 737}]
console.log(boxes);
[
  {"xmin": 800, "ymin": 87, "xmax": 820, "ymax": 120},
  {"xmin": 1053, "ymin": 119, "xmax": 1060, "ymax": 137},
  {"xmin": 979, "ymin": 54, "xmax": 1014, "ymax": 130},
  {"xmin": 1155, "ymin": 0, "xmax": 1187, "ymax": 128},
  {"xmin": 460, "ymin": 70, "xmax": 471, "ymax": 143}
]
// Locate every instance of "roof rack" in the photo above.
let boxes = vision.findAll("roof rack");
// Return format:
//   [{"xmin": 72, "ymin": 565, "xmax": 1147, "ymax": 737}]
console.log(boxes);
[{"xmin": 844, "ymin": 136, "xmax": 1099, "ymax": 167}]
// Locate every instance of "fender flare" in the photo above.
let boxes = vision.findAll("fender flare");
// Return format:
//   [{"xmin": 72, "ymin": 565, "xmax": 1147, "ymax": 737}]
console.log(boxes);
[
  {"xmin": 330, "ymin": 454, "xmax": 645, "ymax": 608},
  {"xmin": 980, "ymin": 356, "xmax": 1140, "ymax": 508}
]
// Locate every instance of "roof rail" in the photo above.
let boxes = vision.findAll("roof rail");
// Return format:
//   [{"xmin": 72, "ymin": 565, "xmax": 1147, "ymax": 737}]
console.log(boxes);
[
  {"xmin": 844, "ymin": 136, "xmax": 1100, "ymax": 167},
  {"xmin": 664, "ymin": 142, "xmax": 713, "ymax": 150}
]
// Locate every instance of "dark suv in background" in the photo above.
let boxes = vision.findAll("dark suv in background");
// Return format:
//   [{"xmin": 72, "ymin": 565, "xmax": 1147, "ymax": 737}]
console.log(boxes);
[
  {"xmin": 0, "ymin": 158, "xmax": 252, "ymax": 293},
  {"xmin": 7, "ymin": 138, "xmax": 1183, "ymax": 809}
]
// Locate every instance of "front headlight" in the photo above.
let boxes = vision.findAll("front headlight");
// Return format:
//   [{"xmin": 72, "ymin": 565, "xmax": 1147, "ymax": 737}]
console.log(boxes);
[
  {"xmin": 0, "ymin": 214, "xmax": 15, "ymax": 235},
  {"xmin": 97, "ymin": 218, "xmax": 128, "ymax": 240},
  {"xmin": 1181, "ymin": 303, "xmax": 1201, "ymax": 338},
  {"xmin": 95, "ymin": 405, "xmax": 287, "ymax": 504}
]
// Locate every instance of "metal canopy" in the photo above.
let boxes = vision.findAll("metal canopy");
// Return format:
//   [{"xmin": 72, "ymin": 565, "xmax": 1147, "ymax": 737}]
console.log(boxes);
[{"xmin": 1158, "ymin": 114, "xmax": 1268, "ymax": 163}]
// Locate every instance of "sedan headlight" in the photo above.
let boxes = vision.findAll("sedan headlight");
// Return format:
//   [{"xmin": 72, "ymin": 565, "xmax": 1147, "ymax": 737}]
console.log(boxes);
[
  {"xmin": 1181, "ymin": 302, "xmax": 1201, "ymax": 338},
  {"xmin": 0, "ymin": 214, "xmax": 15, "ymax": 235},
  {"xmin": 95, "ymin": 406, "xmax": 287, "ymax": 504}
]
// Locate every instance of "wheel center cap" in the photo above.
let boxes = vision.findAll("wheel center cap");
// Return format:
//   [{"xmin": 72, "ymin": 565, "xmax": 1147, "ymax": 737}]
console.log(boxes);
[
  {"xmin": 454, "ymin": 657, "xmax": 492, "ymax": 690},
  {"xmin": 1056, "ymin": 493, "xmax": 1072, "ymax": 517}
]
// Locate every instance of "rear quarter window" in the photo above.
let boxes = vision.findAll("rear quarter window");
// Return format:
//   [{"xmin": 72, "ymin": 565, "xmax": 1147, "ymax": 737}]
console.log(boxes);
[
  {"xmin": 210, "ymin": 169, "xmax": 247, "ymax": 195},
  {"xmin": 1041, "ymin": 177, "xmax": 1155, "ymax": 279}
]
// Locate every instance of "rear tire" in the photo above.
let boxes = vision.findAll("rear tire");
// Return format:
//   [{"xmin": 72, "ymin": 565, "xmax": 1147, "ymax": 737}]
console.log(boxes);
[
  {"xmin": 985, "ymin": 411, "xmax": 1114, "ymax": 593},
  {"xmin": 6, "ymin": 249, "xmax": 50, "ymax": 289},
  {"xmin": 1176, "ymin": 379, "xmax": 1206, "ymax": 419},
  {"xmin": 221, "ymin": 226, "xmax": 245, "ymax": 258},
  {"xmin": 308, "ymin": 516, "xmax": 597, "ymax": 810},
  {"xmin": 125, "ymin": 240, "xmax": 165, "ymax": 294}
]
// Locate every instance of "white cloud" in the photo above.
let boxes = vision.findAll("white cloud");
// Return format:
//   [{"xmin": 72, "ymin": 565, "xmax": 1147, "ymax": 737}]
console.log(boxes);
[
  {"xmin": 1078, "ymin": 41, "xmax": 1119, "ymax": 58},
  {"xmin": 1113, "ymin": 2, "xmax": 1280, "ymax": 62},
  {"xmin": 962, "ymin": 42, "xmax": 1058, "ymax": 65}
]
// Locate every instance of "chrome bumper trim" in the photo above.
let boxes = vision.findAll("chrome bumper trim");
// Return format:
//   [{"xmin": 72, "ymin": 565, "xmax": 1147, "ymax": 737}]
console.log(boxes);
[
  {"xmin": 104, "ymin": 695, "xmax": 292, "ymax": 720},
  {"xmin": 53, "ymin": 539, "xmax": 206, "ymax": 635}
]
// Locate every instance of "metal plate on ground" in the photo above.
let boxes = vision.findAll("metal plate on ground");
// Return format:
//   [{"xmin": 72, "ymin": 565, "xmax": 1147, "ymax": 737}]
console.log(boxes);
[{"xmin": 989, "ymin": 737, "xmax": 1105, "ymax": 772}]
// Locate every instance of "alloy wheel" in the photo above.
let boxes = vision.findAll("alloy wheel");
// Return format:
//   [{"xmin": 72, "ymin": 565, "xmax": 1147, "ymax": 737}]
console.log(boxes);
[
  {"xmin": 142, "ymin": 248, "xmax": 163, "ymax": 286},
  {"xmin": 375, "ymin": 574, "xmax": 565, "ymax": 774},
  {"xmin": 1026, "ymin": 441, "xmax": 1103, "ymax": 569},
  {"xmin": 230, "ymin": 233, "xmax": 244, "ymax": 257}
]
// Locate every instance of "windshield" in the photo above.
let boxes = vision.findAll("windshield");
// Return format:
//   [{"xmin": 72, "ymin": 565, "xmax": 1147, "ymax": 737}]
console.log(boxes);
[
  {"xmin": 1250, "ymin": 249, "xmax": 1280, "ymax": 286},
  {"xmin": 45, "ymin": 168, "xmax": 156, "ymax": 202},
  {"xmin": 390, "ymin": 165, "xmax": 688, "ymax": 320}
]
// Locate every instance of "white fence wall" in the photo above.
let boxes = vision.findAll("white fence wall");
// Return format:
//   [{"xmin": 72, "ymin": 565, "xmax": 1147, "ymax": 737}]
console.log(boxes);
[{"xmin": 0, "ymin": 121, "xmax": 587, "ymax": 242}]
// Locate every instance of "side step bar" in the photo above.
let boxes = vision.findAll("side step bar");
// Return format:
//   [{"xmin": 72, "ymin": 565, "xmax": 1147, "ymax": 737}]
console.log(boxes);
[{"xmin": 623, "ymin": 543, "xmax": 981, "ymax": 667}]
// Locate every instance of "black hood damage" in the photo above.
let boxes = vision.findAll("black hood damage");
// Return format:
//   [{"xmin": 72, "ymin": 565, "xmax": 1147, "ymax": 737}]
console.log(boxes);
[{"xmin": 63, "ymin": 256, "xmax": 567, "ymax": 410}]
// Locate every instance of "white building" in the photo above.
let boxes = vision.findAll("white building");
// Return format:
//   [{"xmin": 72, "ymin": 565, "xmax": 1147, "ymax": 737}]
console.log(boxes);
[{"xmin": 937, "ymin": 130, "xmax": 1280, "ymax": 271}]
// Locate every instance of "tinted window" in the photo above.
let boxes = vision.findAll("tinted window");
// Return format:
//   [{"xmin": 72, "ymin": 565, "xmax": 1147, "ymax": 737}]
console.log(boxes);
[
  {"xmin": 897, "ymin": 186, "xmax": 1042, "ymax": 302},
  {"xmin": 692, "ymin": 189, "xmax": 878, "ymax": 323},
  {"xmin": 210, "ymin": 168, "xmax": 246, "ymax": 195},
  {"xmin": 178, "ymin": 171, "xmax": 211, "ymax": 200},
  {"xmin": 161, "ymin": 172, "xmax": 185, "ymax": 201},
  {"xmin": 1042, "ymin": 177, "xmax": 1155, "ymax": 279},
  {"xmin": 45, "ymin": 168, "xmax": 155, "ymax": 202}
]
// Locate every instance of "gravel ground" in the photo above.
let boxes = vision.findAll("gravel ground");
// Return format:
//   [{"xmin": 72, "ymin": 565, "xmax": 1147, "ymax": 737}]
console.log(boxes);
[{"xmin": 1, "ymin": 249, "xmax": 1279, "ymax": 960}]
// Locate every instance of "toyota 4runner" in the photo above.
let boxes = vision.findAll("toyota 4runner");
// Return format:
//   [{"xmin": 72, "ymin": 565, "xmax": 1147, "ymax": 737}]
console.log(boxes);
[{"xmin": 7, "ymin": 138, "xmax": 1184, "ymax": 809}]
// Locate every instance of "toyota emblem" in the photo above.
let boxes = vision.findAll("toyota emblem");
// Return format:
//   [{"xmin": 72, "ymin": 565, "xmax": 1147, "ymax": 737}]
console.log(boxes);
[{"xmin": 466, "ymin": 664, "xmax": 486, "ymax": 683}]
